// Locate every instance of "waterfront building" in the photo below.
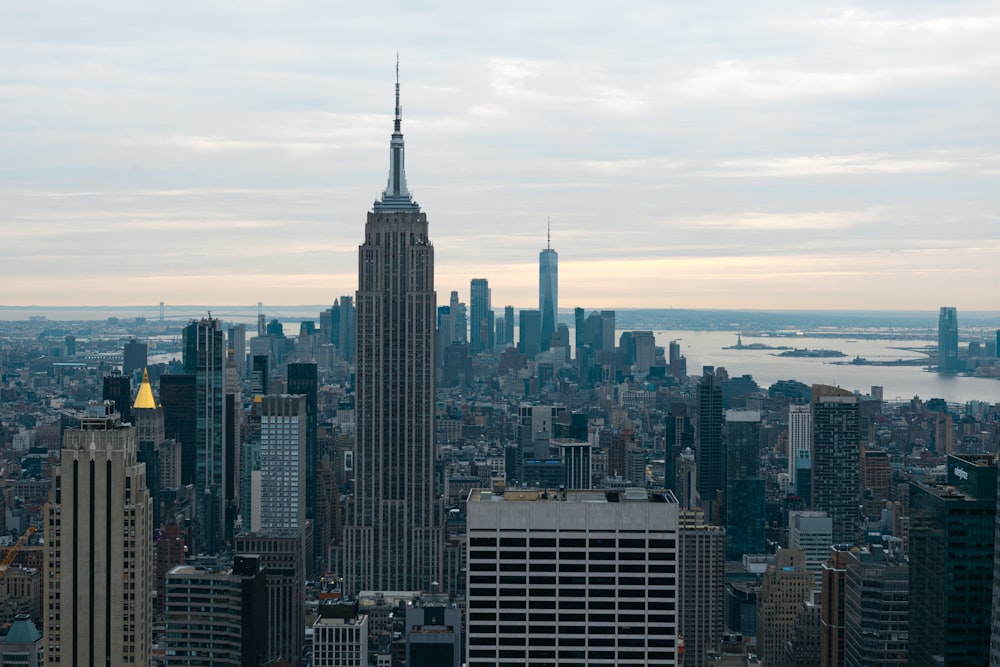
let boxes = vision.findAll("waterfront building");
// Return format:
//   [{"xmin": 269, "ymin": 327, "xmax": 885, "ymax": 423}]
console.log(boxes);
[{"xmin": 937, "ymin": 306, "xmax": 959, "ymax": 371}]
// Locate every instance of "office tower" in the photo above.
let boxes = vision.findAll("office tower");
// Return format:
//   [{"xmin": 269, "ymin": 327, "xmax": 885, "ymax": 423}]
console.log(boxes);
[
  {"xmin": 313, "ymin": 602, "xmax": 370, "ymax": 667},
  {"xmin": 755, "ymin": 548, "xmax": 813, "ymax": 666},
  {"xmin": 224, "ymin": 348, "xmax": 242, "ymax": 544},
  {"xmin": 320, "ymin": 300, "xmax": 338, "ymax": 346},
  {"xmin": 844, "ymin": 545, "xmax": 908, "ymax": 667},
  {"xmin": 123, "ymin": 337, "xmax": 147, "ymax": 377},
  {"xmin": 258, "ymin": 394, "xmax": 307, "ymax": 532},
  {"xmin": 101, "ymin": 372, "xmax": 132, "ymax": 425},
  {"xmin": 344, "ymin": 70, "xmax": 441, "ymax": 595},
  {"xmin": 795, "ymin": 447, "xmax": 813, "ymax": 505},
  {"xmin": 447, "ymin": 290, "xmax": 467, "ymax": 344},
  {"xmin": 466, "ymin": 488, "xmax": 680, "ymax": 667},
  {"xmin": 937, "ymin": 305, "xmax": 959, "ymax": 371},
  {"xmin": 675, "ymin": 447, "xmax": 699, "ymax": 510},
  {"xmin": 0, "ymin": 614, "xmax": 43, "ymax": 666},
  {"xmin": 160, "ymin": 373, "xmax": 196, "ymax": 486},
  {"xmin": 573, "ymin": 307, "xmax": 585, "ymax": 359},
  {"xmin": 164, "ymin": 554, "xmax": 268, "ymax": 666},
  {"xmin": 338, "ymin": 296, "xmax": 356, "ymax": 362},
  {"xmin": 228, "ymin": 324, "xmax": 247, "ymax": 378},
  {"xmin": 154, "ymin": 524, "xmax": 185, "ymax": 618},
  {"xmin": 910, "ymin": 454, "xmax": 996, "ymax": 665},
  {"xmin": 724, "ymin": 409, "xmax": 764, "ymax": 559},
  {"xmin": 287, "ymin": 362, "xmax": 320, "ymax": 570},
  {"xmin": 697, "ymin": 367, "xmax": 724, "ymax": 521},
  {"xmin": 183, "ymin": 317, "xmax": 227, "ymax": 553},
  {"xmin": 234, "ymin": 532, "xmax": 305, "ymax": 665},
  {"xmin": 678, "ymin": 510, "xmax": 726, "ymax": 667},
  {"xmin": 469, "ymin": 278, "xmax": 494, "ymax": 353},
  {"xmin": 820, "ymin": 545, "xmax": 850, "ymax": 667},
  {"xmin": 518, "ymin": 309, "xmax": 541, "ymax": 357},
  {"xmin": 133, "ymin": 368, "xmax": 163, "ymax": 530},
  {"xmin": 554, "ymin": 439, "xmax": 593, "ymax": 489},
  {"xmin": 406, "ymin": 605, "xmax": 462, "ymax": 667},
  {"xmin": 811, "ymin": 385, "xmax": 861, "ymax": 544},
  {"xmin": 539, "ymin": 224, "xmax": 558, "ymax": 352},
  {"xmin": 503, "ymin": 305, "xmax": 515, "ymax": 348},
  {"xmin": 250, "ymin": 354, "xmax": 269, "ymax": 395},
  {"xmin": 786, "ymin": 592, "xmax": 822, "ymax": 667},
  {"xmin": 665, "ymin": 404, "xmax": 694, "ymax": 500},
  {"xmin": 788, "ymin": 511, "xmax": 833, "ymax": 579},
  {"xmin": 788, "ymin": 403, "xmax": 812, "ymax": 488},
  {"xmin": 44, "ymin": 401, "xmax": 152, "ymax": 667},
  {"xmin": 599, "ymin": 310, "xmax": 616, "ymax": 352}
]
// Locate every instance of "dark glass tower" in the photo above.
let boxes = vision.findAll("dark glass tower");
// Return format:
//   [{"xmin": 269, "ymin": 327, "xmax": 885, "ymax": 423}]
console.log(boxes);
[
  {"xmin": 538, "ymin": 222, "xmax": 558, "ymax": 352},
  {"xmin": 183, "ymin": 317, "xmax": 227, "ymax": 553},
  {"xmin": 910, "ymin": 454, "xmax": 995, "ymax": 665},
  {"xmin": 344, "ymin": 67, "xmax": 441, "ymax": 594},
  {"xmin": 469, "ymin": 278, "xmax": 493, "ymax": 353},
  {"xmin": 937, "ymin": 306, "xmax": 959, "ymax": 372},
  {"xmin": 287, "ymin": 361, "xmax": 320, "ymax": 573},
  {"xmin": 724, "ymin": 410, "xmax": 764, "ymax": 559},
  {"xmin": 811, "ymin": 385, "xmax": 860, "ymax": 544},
  {"xmin": 697, "ymin": 367, "xmax": 724, "ymax": 521}
]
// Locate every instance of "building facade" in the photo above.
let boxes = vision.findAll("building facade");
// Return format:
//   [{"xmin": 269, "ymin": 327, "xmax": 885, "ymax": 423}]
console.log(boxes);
[
  {"xmin": 811, "ymin": 386, "xmax": 861, "ymax": 544},
  {"xmin": 466, "ymin": 488, "xmax": 679, "ymax": 666},
  {"xmin": 44, "ymin": 402, "xmax": 152, "ymax": 666},
  {"xmin": 164, "ymin": 555, "xmax": 268, "ymax": 667}
]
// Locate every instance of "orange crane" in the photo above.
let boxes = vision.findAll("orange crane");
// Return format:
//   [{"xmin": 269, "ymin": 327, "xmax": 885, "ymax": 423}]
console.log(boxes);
[{"xmin": 0, "ymin": 525, "xmax": 37, "ymax": 582}]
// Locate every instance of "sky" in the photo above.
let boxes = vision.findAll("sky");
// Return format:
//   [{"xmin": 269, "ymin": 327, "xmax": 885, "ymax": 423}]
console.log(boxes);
[{"xmin": 2, "ymin": 1, "xmax": 999, "ymax": 311}]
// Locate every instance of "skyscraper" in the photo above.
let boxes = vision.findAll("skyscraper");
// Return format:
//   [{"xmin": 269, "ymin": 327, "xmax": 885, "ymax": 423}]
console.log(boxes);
[
  {"xmin": 539, "ymin": 221, "xmax": 558, "ymax": 352},
  {"xmin": 788, "ymin": 402, "xmax": 812, "ymax": 494},
  {"xmin": 259, "ymin": 394, "xmax": 307, "ymax": 532},
  {"xmin": 44, "ymin": 401, "xmax": 152, "ymax": 666},
  {"xmin": 811, "ymin": 385, "xmax": 861, "ymax": 544},
  {"xmin": 469, "ymin": 278, "xmax": 493, "ymax": 353},
  {"xmin": 909, "ymin": 454, "xmax": 996, "ymax": 665},
  {"xmin": 183, "ymin": 317, "xmax": 227, "ymax": 553},
  {"xmin": 344, "ymin": 67, "xmax": 441, "ymax": 594},
  {"xmin": 724, "ymin": 410, "xmax": 764, "ymax": 559},
  {"xmin": 937, "ymin": 306, "xmax": 959, "ymax": 372},
  {"xmin": 678, "ymin": 510, "xmax": 726, "ymax": 667},
  {"xmin": 697, "ymin": 367, "xmax": 724, "ymax": 521},
  {"xmin": 287, "ymin": 362, "xmax": 320, "ymax": 571}
]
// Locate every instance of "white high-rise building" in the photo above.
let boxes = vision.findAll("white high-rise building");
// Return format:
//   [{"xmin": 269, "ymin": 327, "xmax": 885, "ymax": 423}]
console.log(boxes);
[
  {"xmin": 44, "ymin": 401, "xmax": 152, "ymax": 667},
  {"xmin": 788, "ymin": 403, "xmax": 812, "ymax": 489},
  {"xmin": 466, "ymin": 488, "xmax": 679, "ymax": 666}
]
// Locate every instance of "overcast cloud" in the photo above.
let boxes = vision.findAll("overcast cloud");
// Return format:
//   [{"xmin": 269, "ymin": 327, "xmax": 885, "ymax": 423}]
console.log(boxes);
[{"xmin": 2, "ymin": 1, "xmax": 999, "ymax": 310}]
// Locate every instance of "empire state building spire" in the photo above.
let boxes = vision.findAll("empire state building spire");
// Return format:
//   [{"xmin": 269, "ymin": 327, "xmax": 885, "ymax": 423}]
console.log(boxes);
[{"xmin": 376, "ymin": 56, "xmax": 418, "ymax": 211}]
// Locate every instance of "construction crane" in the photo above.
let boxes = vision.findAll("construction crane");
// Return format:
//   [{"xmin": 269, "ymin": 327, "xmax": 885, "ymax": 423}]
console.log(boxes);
[{"xmin": 0, "ymin": 525, "xmax": 37, "ymax": 582}]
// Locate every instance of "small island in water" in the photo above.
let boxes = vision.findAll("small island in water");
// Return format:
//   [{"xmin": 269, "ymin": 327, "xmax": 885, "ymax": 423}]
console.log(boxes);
[{"xmin": 775, "ymin": 348, "xmax": 847, "ymax": 358}]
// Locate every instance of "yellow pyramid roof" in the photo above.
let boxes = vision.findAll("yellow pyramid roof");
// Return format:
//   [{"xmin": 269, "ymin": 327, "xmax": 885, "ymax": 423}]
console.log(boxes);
[{"xmin": 133, "ymin": 368, "xmax": 158, "ymax": 409}]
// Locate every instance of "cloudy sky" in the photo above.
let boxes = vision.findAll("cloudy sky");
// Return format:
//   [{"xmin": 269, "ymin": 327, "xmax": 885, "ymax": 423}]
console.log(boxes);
[{"xmin": 3, "ymin": 1, "xmax": 999, "ymax": 311}]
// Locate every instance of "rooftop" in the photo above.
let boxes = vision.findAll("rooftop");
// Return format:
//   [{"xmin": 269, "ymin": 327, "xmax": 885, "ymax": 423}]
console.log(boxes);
[{"xmin": 468, "ymin": 488, "xmax": 676, "ymax": 504}]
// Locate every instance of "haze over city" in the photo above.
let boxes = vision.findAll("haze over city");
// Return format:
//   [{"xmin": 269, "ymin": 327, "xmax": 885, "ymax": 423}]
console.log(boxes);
[{"xmin": 3, "ymin": 1, "xmax": 999, "ymax": 309}]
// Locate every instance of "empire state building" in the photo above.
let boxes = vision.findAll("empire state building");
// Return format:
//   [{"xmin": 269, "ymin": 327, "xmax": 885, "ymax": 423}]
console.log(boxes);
[{"xmin": 344, "ymin": 68, "xmax": 442, "ymax": 594}]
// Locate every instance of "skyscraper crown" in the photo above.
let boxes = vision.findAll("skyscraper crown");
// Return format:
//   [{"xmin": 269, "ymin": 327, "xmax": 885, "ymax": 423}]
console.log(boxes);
[{"xmin": 375, "ymin": 57, "xmax": 420, "ymax": 212}]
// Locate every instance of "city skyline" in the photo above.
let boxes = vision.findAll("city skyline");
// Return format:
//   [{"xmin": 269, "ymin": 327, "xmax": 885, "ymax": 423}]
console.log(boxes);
[{"xmin": 3, "ymin": 2, "xmax": 999, "ymax": 309}]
